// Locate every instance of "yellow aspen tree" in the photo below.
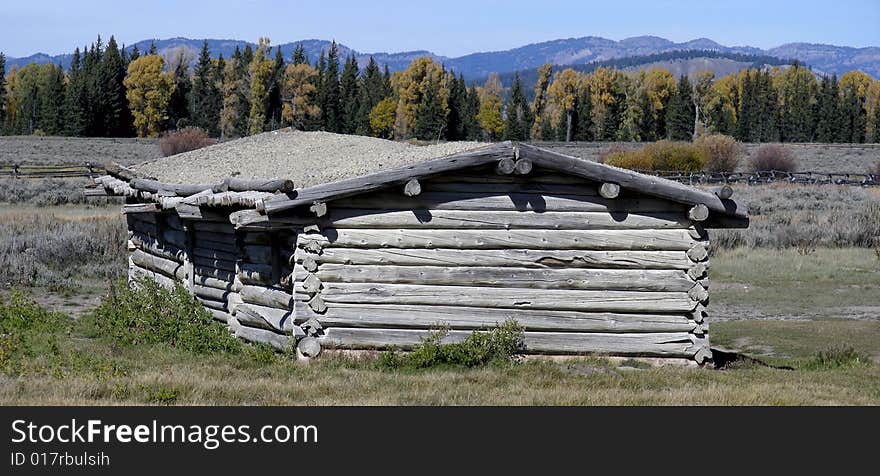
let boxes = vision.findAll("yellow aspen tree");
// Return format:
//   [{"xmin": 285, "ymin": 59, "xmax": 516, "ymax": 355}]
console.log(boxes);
[
  {"xmin": 282, "ymin": 63, "xmax": 320, "ymax": 129},
  {"xmin": 530, "ymin": 63, "xmax": 553, "ymax": 139},
  {"xmin": 124, "ymin": 55, "xmax": 174, "ymax": 138},
  {"xmin": 248, "ymin": 38, "xmax": 274, "ymax": 135},
  {"xmin": 476, "ymin": 73, "xmax": 504, "ymax": 140},
  {"xmin": 547, "ymin": 68, "xmax": 585, "ymax": 141},
  {"xmin": 369, "ymin": 97, "xmax": 397, "ymax": 138},
  {"xmin": 219, "ymin": 56, "xmax": 239, "ymax": 139},
  {"xmin": 391, "ymin": 57, "xmax": 446, "ymax": 139}
]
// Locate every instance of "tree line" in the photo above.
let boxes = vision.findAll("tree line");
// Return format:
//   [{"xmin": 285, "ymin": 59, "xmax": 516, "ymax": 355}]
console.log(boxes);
[{"xmin": 1, "ymin": 36, "xmax": 879, "ymax": 143}]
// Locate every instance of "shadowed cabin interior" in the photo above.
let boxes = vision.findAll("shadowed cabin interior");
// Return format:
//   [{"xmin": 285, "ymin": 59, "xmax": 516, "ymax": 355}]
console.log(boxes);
[{"xmin": 89, "ymin": 137, "xmax": 748, "ymax": 365}]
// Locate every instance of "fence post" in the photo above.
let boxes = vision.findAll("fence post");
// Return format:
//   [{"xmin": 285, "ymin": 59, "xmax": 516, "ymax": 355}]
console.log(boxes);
[{"xmin": 11, "ymin": 163, "xmax": 18, "ymax": 179}]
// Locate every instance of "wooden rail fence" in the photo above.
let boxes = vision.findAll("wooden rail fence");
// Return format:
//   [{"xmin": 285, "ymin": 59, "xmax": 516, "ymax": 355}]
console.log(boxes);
[{"xmin": 1, "ymin": 162, "xmax": 877, "ymax": 186}]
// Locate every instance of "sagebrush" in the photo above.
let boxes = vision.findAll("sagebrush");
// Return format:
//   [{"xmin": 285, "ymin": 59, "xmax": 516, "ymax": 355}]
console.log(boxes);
[
  {"xmin": 379, "ymin": 320, "xmax": 525, "ymax": 369},
  {"xmin": 159, "ymin": 127, "xmax": 218, "ymax": 157},
  {"xmin": 695, "ymin": 134, "xmax": 744, "ymax": 173},
  {"xmin": 749, "ymin": 144, "xmax": 797, "ymax": 172}
]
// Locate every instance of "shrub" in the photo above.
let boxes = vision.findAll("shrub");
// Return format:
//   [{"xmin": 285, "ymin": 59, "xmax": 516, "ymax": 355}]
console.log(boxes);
[
  {"xmin": 749, "ymin": 144, "xmax": 797, "ymax": 172},
  {"xmin": 379, "ymin": 320, "xmax": 525, "ymax": 369},
  {"xmin": 94, "ymin": 278, "xmax": 242, "ymax": 355},
  {"xmin": 695, "ymin": 134, "xmax": 744, "ymax": 173},
  {"xmin": 598, "ymin": 144, "xmax": 631, "ymax": 164},
  {"xmin": 0, "ymin": 291, "xmax": 72, "ymax": 375},
  {"xmin": 603, "ymin": 150, "xmax": 653, "ymax": 171},
  {"xmin": 643, "ymin": 140, "xmax": 707, "ymax": 172},
  {"xmin": 159, "ymin": 127, "xmax": 217, "ymax": 157},
  {"xmin": 803, "ymin": 346, "xmax": 871, "ymax": 370},
  {"xmin": 868, "ymin": 160, "xmax": 880, "ymax": 176}
]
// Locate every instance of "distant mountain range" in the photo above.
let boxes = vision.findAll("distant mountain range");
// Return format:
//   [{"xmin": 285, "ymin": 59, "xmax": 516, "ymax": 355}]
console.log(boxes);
[{"xmin": 6, "ymin": 35, "xmax": 879, "ymax": 80}]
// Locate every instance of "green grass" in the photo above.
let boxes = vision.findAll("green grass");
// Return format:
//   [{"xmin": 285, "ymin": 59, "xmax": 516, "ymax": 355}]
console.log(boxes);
[{"xmin": 711, "ymin": 247, "xmax": 880, "ymax": 317}]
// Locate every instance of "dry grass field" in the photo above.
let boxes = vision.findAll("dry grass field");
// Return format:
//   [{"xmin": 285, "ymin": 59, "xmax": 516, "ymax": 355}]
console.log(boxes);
[{"xmin": 0, "ymin": 137, "xmax": 877, "ymax": 405}]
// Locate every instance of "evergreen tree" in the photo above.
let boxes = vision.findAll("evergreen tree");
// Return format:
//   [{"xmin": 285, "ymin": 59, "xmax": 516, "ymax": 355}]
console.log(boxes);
[
  {"xmin": 355, "ymin": 57, "xmax": 386, "ymax": 135},
  {"xmin": 840, "ymin": 84, "xmax": 867, "ymax": 143},
  {"xmin": 815, "ymin": 75, "xmax": 842, "ymax": 142},
  {"xmin": 191, "ymin": 40, "xmax": 221, "ymax": 135},
  {"xmin": 666, "ymin": 75, "xmax": 695, "ymax": 140},
  {"xmin": 129, "ymin": 45, "xmax": 140, "ymax": 62},
  {"xmin": 292, "ymin": 44, "xmax": 306, "ymax": 65},
  {"xmin": 167, "ymin": 48, "xmax": 192, "ymax": 129},
  {"xmin": 465, "ymin": 85, "xmax": 481, "ymax": 140},
  {"xmin": 100, "ymin": 36, "xmax": 131, "ymax": 136},
  {"xmin": 531, "ymin": 64, "xmax": 552, "ymax": 139},
  {"xmin": 573, "ymin": 84, "xmax": 593, "ymax": 141},
  {"xmin": 321, "ymin": 42, "xmax": 341, "ymax": 132},
  {"xmin": 266, "ymin": 46, "xmax": 285, "ymax": 130},
  {"xmin": 233, "ymin": 46, "xmax": 251, "ymax": 136},
  {"xmin": 503, "ymin": 73, "xmax": 533, "ymax": 141},
  {"xmin": 39, "ymin": 65, "xmax": 66, "ymax": 134},
  {"xmin": 148, "ymin": 41, "xmax": 157, "ymax": 55},
  {"xmin": 445, "ymin": 74, "xmax": 469, "ymax": 140},
  {"xmin": 307, "ymin": 51, "xmax": 326, "ymax": 131},
  {"xmin": 736, "ymin": 71, "xmax": 756, "ymax": 142},
  {"xmin": 338, "ymin": 54, "xmax": 360, "ymax": 134},
  {"xmin": 64, "ymin": 48, "xmax": 87, "ymax": 136},
  {"xmin": 414, "ymin": 75, "xmax": 444, "ymax": 140}
]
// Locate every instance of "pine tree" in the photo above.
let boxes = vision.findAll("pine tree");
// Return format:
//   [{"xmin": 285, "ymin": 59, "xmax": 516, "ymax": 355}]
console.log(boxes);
[
  {"xmin": 39, "ymin": 65, "xmax": 66, "ymax": 135},
  {"xmin": 129, "ymin": 45, "xmax": 140, "ymax": 62},
  {"xmin": 445, "ymin": 74, "xmax": 468, "ymax": 140},
  {"xmin": 233, "ymin": 46, "xmax": 251, "ymax": 136},
  {"xmin": 414, "ymin": 75, "xmax": 445, "ymax": 140},
  {"xmin": 64, "ymin": 48, "xmax": 87, "ymax": 136},
  {"xmin": 840, "ymin": 84, "xmax": 867, "ymax": 143},
  {"xmin": 321, "ymin": 42, "xmax": 341, "ymax": 132},
  {"xmin": 355, "ymin": 57, "xmax": 386, "ymax": 135},
  {"xmin": 292, "ymin": 44, "xmax": 306, "ymax": 65},
  {"xmin": 503, "ymin": 73, "xmax": 533, "ymax": 141},
  {"xmin": 666, "ymin": 75, "xmax": 695, "ymax": 141},
  {"xmin": 148, "ymin": 41, "xmax": 157, "ymax": 55},
  {"xmin": 815, "ymin": 75, "xmax": 842, "ymax": 142},
  {"xmin": 735, "ymin": 71, "xmax": 754, "ymax": 142},
  {"xmin": 265, "ymin": 46, "xmax": 285, "ymax": 130},
  {"xmin": 308, "ymin": 51, "xmax": 326, "ymax": 132},
  {"xmin": 573, "ymin": 84, "xmax": 593, "ymax": 141},
  {"xmin": 100, "ymin": 36, "xmax": 131, "ymax": 136},
  {"xmin": 191, "ymin": 40, "xmax": 221, "ymax": 135},
  {"xmin": 465, "ymin": 85, "xmax": 481, "ymax": 140},
  {"xmin": 167, "ymin": 48, "xmax": 192, "ymax": 129},
  {"xmin": 0, "ymin": 53, "xmax": 6, "ymax": 133},
  {"xmin": 339, "ymin": 54, "xmax": 360, "ymax": 134}
]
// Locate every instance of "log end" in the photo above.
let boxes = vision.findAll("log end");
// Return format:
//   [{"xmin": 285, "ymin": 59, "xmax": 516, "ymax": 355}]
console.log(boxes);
[{"xmin": 599, "ymin": 182, "xmax": 620, "ymax": 199}]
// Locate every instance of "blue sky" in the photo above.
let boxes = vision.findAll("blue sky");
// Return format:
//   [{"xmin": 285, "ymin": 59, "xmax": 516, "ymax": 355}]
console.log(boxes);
[{"xmin": 2, "ymin": 0, "xmax": 879, "ymax": 57}]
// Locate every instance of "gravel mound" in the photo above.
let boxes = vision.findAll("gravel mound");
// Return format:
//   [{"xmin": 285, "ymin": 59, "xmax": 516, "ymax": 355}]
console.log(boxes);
[{"xmin": 135, "ymin": 130, "xmax": 487, "ymax": 187}]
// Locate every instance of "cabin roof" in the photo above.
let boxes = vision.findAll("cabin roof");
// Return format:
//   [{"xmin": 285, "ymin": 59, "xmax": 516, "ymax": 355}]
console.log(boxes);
[
  {"xmin": 100, "ymin": 137, "xmax": 748, "ymax": 229},
  {"xmin": 134, "ymin": 130, "xmax": 486, "ymax": 188}
]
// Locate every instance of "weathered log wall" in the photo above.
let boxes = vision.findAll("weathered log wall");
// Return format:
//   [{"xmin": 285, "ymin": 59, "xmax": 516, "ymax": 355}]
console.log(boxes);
[
  {"xmin": 276, "ymin": 166, "xmax": 713, "ymax": 362},
  {"xmin": 122, "ymin": 164, "xmax": 714, "ymax": 363}
]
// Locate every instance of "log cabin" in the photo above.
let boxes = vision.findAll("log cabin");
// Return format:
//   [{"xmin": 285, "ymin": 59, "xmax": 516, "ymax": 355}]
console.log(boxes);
[{"xmin": 91, "ymin": 138, "xmax": 748, "ymax": 365}]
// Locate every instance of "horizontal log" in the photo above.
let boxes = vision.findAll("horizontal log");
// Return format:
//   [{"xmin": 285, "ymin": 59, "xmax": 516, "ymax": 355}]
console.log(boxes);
[
  {"xmin": 241, "ymin": 232, "xmax": 274, "ymax": 245},
  {"xmin": 192, "ymin": 256, "xmax": 237, "ymax": 272},
  {"xmin": 122, "ymin": 203, "xmax": 160, "ymax": 214},
  {"xmin": 228, "ymin": 317, "xmax": 293, "ymax": 351},
  {"xmin": 251, "ymin": 209, "xmax": 691, "ymax": 230},
  {"xmin": 297, "ymin": 228, "xmax": 700, "ymax": 251},
  {"xmin": 240, "ymin": 285, "xmax": 294, "ymax": 310},
  {"xmin": 130, "ymin": 178, "xmax": 216, "ymax": 196},
  {"xmin": 237, "ymin": 262, "xmax": 275, "ymax": 285},
  {"xmin": 196, "ymin": 296, "xmax": 228, "ymax": 311},
  {"xmin": 192, "ymin": 236, "xmax": 237, "ymax": 254},
  {"xmin": 192, "ymin": 246, "xmax": 237, "ymax": 262},
  {"xmin": 517, "ymin": 143, "xmax": 748, "ymax": 219},
  {"xmin": 293, "ymin": 302, "xmax": 697, "ymax": 333},
  {"xmin": 162, "ymin": 229, "xmax": 187, "ymax": 249},
  {"xmin": 298, "ymin": 264, "xmax": 696, "ymax": 292},
  {"xmin": 303, "ymin": 248, "xmax": 696, "ymax": 270},
  {"xmin": 295, "ymin": 283, "xmax": 697, "ymax": 313},
  {"xmin": 318, "ymin": 328, "xmax": 698, "ymax": 357},
  {"xmin": 130, "ymin": 232, "xmax": 186, "ymax": 261},
  {"xmin": 194, "ymin": 275, "xmax": 238, "ymax": 291},
  {"xmin": 165, "ymin": 213, "xmax": 183, "ymax": 231},
  {"xmin": 207, "ymin": 308, "xmax": 232, "ymax": 323},
  {"xmin": 130, "ymin": 249, "xmax": 185, "ymax": 280},
  {"xmin": 192, "ymin": 284, "xmax": 233, "ymax": 301},
  {"xmin": 129, "ymin": 263, "xmax": 178, "ymax": 289},
  {"xmin": 234, "ymin": 303, "xmax": 298, "ymax": 333},
  {"xmin": 192, "ymin": 266, "xmax": 235, "ymax": 282},
  {"xmin": 127, "ymin": 217, "xmax": 158, "ymax": 236},
  {"xmin": 223, "ymin": 177, "xmax": 295, "ymax": 193},
  {"xmin": 425, "ymin": 168, "xmax": 595, "ymax": 185},
  {"xmin": 260, "ymin": 143, "xmax": 513, "ymax": 214},
  {"xmin": 423, "ymin": 180, "xmax": 599, "ymax": 196},
  {"xmin": 328, "ymin": 191, "xmax": 684, "ymax": 214}
]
